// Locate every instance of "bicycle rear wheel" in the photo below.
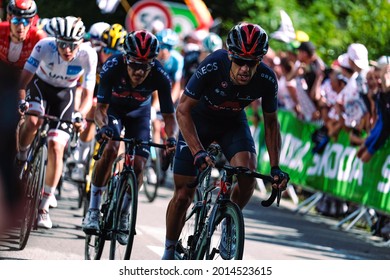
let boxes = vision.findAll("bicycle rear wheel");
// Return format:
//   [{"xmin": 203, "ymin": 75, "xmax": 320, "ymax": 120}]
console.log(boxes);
[
  {"xmin": 175, "ymin": 188, "xmax": 202, "ymax": 260},
  {"xmin": 19, "ymin": 145, "xmax": 46, "ymax": 250},
  {"xmin": 142, "ymin": 146, "xmax": 161, "ymax": 202},
  {"xmin": 196, "ymin": 201, "xmax": 245, "ymax": 260}
]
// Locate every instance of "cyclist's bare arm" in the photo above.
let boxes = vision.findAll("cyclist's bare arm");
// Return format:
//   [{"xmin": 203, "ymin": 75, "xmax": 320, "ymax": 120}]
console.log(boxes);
[
  {"xmin": 78, "ymin": 87, "xmax": 94, "ymax": 117},
  {"xmin": 94, "ymin": 103, "xmax": 110, "ymax": 129},
  {"xmin": 18, "ymin": 69, "xmax": 35, "ymax": 101},
  {"xmin": 176, "ymin": 94, "xmax": 204, "ymax": 156},
  {"xmin": 161, "ymin": 112, "xmax": 178, "ymax": 140},
  {"xmin": 263, "ymin": 111, "xmax": 281, "ymax": 168}
]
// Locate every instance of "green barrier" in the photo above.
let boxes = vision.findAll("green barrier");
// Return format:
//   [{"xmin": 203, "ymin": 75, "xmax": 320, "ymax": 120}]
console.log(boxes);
[{"xmin": 256, "ymin": 110, "xmax": 390, "ymax": 214}]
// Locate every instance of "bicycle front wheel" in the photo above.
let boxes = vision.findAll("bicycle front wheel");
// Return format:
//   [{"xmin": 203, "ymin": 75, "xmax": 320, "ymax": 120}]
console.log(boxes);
[
  {"xmin": 142, "ymin": 146, "xmax": 161, "ymax": 202},
  {"xmin": 196, "ymin": 201, "xmax": 245, "ymax": 260},
  {"xmin": 19, "ymin": 145, "xmax": 46, "ymax": 250},
  {"xmin": 109, "ymin": 171, "xmax": 138, "ymax": 260},
  {"xmin": 85, "ymin": 233, "xmax": 105, "ymax": 260}
]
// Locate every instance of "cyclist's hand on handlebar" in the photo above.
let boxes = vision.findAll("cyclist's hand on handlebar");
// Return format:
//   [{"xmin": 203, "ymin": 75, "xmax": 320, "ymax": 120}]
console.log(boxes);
[
  {"xmin": 95, "ymin": 125, "xmax": 114, "ymax": 143},
  {"xmin": 193, "ymin": 150, "xmax": 214, "ymax": 171},
  {"xmin": 72, "ymin": 111, "xmax": 84, "ymax": 132},
  {"xmin": 165, "ymin": 137, "xmax": 177, "ymax": 154},
  {"xmin": 270, "ymin": 166, "xmax": 290, "ymax": 191},
  {"xmin": 18, "ymin": 100, "xmax": 29, "ymax": 115}
]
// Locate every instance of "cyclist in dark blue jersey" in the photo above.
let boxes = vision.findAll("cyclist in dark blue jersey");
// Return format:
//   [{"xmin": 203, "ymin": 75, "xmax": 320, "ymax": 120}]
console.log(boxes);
[
  {"xmin": 82, "ymin": 30, "xmax": 178, "ymax": 245},
  {"xmin": 162, "ymin": 22, "xmax": 290, "ymax": 259}
]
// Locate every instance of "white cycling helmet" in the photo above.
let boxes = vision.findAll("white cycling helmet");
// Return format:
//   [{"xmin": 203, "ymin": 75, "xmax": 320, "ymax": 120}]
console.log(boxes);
[
  {"xmin": 44, "ymin": 17, "xmax": 60, "ymax": 37},
  {"xmin": 88, "ymin": 21, "xmax": 110, "ymax": 41},
  {"xmin": 53, "ymin": 16, "xmax": 86, "ymax": 41}
]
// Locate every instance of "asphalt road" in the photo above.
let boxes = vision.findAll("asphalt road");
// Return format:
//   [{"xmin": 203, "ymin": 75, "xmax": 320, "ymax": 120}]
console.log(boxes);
[{"xmin": 1, "ymin": 175, "xmax": 389, "ymax": 260}]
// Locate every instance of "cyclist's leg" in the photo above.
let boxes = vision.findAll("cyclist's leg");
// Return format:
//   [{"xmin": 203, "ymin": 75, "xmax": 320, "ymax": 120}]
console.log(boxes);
[
  {"xmin": 17, "ymin": 77, "xmax": 46, "ymax": 161},
  {"xmin": 163, "ymin": 133, "xmax": 199, "ymax": 260},
  {"xmin": 83, "ymin": 112, "xmax": 122, "ymax": 232},
  {"xmin": 218, "ymin": 118, "xmax": 257, "ymax": 209},
  {"xmin": 38, "ymin": 87, "xmax": 75, "ymax": 228}
]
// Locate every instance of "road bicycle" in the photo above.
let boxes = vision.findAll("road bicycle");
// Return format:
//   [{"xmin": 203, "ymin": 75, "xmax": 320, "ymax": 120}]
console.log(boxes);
[
  {"xmin": 18, "ymin": 113, "xmax": 73, "ymax": 250},
  {"xmin": 175, "ymin": 144, "xmax": 279, "ymax": 260},
  {"xmin": 84, "ymin": 137, "xmax": 167, "ymax": 260}
]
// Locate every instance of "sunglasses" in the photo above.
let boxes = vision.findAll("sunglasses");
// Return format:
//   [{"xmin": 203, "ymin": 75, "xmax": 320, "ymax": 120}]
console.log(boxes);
[
  {"xmin": 11, "ymin": 17, "xmax": 31, "ymax": 27},
  {"xmin": 126, "ymin": 57, "xmax": 155, "ymax": 71},
  {"xmin": 57, "ymin": 40, "xmax": 80, "ymax": 51},
  {"xmin": 231, "ymin": 56, "xmax": 260, "ymax": 68},
  {"xmin": 102, "ymin": 47, "xmax": 122, "ymax": 55}
]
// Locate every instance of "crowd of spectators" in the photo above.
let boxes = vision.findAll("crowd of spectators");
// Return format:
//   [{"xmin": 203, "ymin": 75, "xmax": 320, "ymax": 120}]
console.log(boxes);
[{"xmin": 264, "ymin": 39, "xmax": 390, "ymax": 240}]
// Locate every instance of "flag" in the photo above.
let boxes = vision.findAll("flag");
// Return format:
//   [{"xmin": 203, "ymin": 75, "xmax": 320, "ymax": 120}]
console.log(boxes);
[
  {"xmin": 270, "ymin": 10, "xmax": 296, "ymax": 43},
  {"xmin": 184, "ymin": 0, "xmax": 213, "ymax": 30},
  {"xmin": 96, "ymin": 0, "xmax": 121, "ymax": 14}
]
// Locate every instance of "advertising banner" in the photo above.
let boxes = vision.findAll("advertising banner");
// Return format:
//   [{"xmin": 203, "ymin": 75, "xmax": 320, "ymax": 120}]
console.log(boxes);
[{"xmin": 257, "ymin": 110, "xmax": 390, "ymax": 213}]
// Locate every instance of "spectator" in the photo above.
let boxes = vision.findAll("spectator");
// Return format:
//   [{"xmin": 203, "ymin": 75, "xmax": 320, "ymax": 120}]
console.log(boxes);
[
  {"xmin": 357, "ymin": 62, "xmax": 390, "ymax": 162},
  {"xmin": 277, "ymin": 55, "xmax": 302, "ymax": 118},
  {"xmin": 295, "ymin": 41, "xmax": 326, "ymax": 107}
]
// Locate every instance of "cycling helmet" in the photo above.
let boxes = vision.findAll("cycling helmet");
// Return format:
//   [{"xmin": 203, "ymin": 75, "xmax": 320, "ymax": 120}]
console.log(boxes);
[
  {"xmin": 226, "ymin": 22, "xmax": 269, "ymax": 60},
  {"xmin": 7, "ymin": 0, "xmax": 37, "ymax": 18},
  {"xmin": 124, "ymin": 30, "xmax": 160, "ymax": 61},
  {"xmin": 43, "ymin": 17, "xmax": 60, "ymax": 37},
  {"xmin": 88, "ymin": 21, "xmax": 110, "ymax": 41},
  {"xmin": 54, "ymin": 16, "xmax": 85, "ymax": 41},
  {"xmin": 101, "ymin": 24, "xmax": 127, "ymax": 51},
  {"xmin": 202, "ymin": 32, "xmax": 223, "ymax": 53},
  {"xmin": 156, "ymin": 28, "xmax": 179, "ymax": 47}
]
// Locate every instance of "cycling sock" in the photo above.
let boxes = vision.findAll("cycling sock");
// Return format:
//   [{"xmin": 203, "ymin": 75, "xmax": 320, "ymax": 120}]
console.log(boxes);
[
  {"xmin": 120, "ymin": 192, "xmax": 132, "ymax": 214},
  {"xmin": 78, "ymin": 140, "xmax": 91, "ymax": 163},
  {"xmin": 16, "ymin": 144, "xmax": 30, "ymax": 161},
  {"xmin": 89, "ymin": 184, "xmax": 107, "ymax": 209},
  {"xmin": 39, "ymin": 185, "xmax": 56, "ymax": 212},
  {"xmin": 162, "ymin": 239, "xmax": 177, "ymax": 260}
]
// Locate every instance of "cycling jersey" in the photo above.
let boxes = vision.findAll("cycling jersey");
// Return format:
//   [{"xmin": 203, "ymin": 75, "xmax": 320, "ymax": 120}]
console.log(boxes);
[
  {"xmin": 159, "ymin": 49, "xmax": 183, "ymax": 83},
  {"xmin": 24, "ymin": 37, "xmax": 97, "ymax": 90},
  {"xmin": 97, "ymin": 54, "xmax": 174, "ymax": 158},
  {"xmin": 184, "ymin": 49, "xmax": 278, "ymax": 120},
  {"xmin": 0, "ymin": 22, "xmax": 45, "ymax": 70},
  {"xmin": 97, "ymin": 54, "xmax": 174, "ymax": 116},
  {"xmin": 174, "ymin": 49, "xmax": 278, "ymax": 176}
]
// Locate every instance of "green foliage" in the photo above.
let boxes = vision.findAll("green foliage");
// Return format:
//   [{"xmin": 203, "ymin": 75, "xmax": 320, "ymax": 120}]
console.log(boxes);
[{"xmin": 23, "ymin": 0, "xmax": 389, "ymax": 64}]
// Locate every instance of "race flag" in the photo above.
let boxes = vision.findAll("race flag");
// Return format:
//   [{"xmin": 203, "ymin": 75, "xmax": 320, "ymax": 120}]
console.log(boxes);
[
  {"xmin": 96, "ymin": 0, "xmax": 121, "ymax": 14},
  {"xmin": 270, "ymin": 10, "xmax": 296, "ymax": 43},
  {"xmin": 184, "ymin": 0, "xmax": 213, "ymax": 30}
]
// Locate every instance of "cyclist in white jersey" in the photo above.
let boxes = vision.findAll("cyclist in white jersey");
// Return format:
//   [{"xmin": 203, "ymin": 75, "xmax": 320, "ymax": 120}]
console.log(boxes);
[{"xmin": 16, "ymin": 16, "xmax": 98, "ymax": 229}]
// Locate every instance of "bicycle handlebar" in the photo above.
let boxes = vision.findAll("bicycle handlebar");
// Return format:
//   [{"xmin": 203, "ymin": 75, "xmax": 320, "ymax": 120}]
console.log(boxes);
[
  {"xmin": 25, "ymin": 112, "xmax": 74, "ymax": 124},
  {"xmin": 93, "ymin": 137, "xmax": 167, "ymax": 161}
]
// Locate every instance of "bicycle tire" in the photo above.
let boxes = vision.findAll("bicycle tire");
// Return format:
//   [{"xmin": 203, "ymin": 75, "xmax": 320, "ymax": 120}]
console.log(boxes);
[
  {"xmin": 108, "ymin": 175, "xmax": 128, "ymax": 259},
  {"xmin": 142, "ymin": 146, "xmax": 161, "ymax": 202},
  {"xmin": 19, "ymin": 145, "xmax": 46, "ymax": 250},
  {"xmin": 196, "ymin": 201, "xmax": 245, "ymax": 260},
  {"xmin": 123, "ymin": 171, "xmax": 138, "ymax": 260},
  {"xmin": 175, "ymin": 187, "xmax": 202, "ymax": 260},
  {"xmin": 84, "ymin": 233, "xmax": 105, "ymax": 260}
]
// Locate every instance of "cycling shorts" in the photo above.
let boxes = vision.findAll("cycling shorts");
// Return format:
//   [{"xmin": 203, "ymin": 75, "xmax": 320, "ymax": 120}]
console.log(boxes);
[
  {"xmin": 173, "ymin": 114, "xmax": 256, "ymax": 176},
  {"xmin": 25, "ymin": 75, "xmax": 76, "ymax": 146},
  {"xmin": 107, "ymin": 106, "xmax": 151, "ymax": 159}
]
